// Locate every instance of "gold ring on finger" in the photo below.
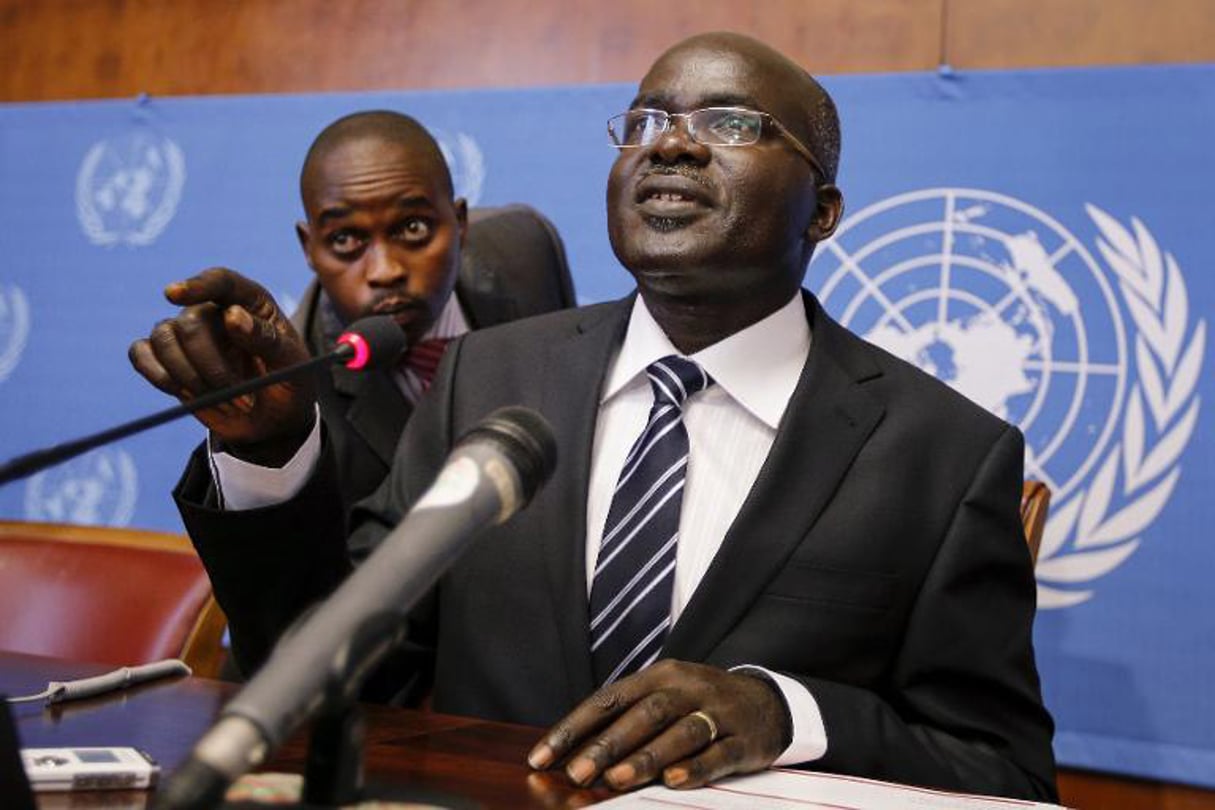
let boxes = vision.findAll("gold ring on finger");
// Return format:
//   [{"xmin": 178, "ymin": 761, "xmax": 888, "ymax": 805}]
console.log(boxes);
[{"xmin": 689, "ymin": 709, "xmax": 719, "ymax": 743}]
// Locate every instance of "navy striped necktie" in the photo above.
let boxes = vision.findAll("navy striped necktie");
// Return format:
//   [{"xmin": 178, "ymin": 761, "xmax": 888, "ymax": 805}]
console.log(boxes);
[{"xmin": 590, "ymin": 355, "xmax": 713, "ymax": 686}]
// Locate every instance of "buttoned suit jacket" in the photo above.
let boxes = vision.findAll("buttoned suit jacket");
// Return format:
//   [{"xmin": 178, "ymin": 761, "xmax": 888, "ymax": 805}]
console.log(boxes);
[
  {"xmin": 290, "ymin": 203, "xmax": 576, "ymax": 511},
  {"xmin": 178, "ymin": 292, "xmax": 1057, "ymax": 801}
]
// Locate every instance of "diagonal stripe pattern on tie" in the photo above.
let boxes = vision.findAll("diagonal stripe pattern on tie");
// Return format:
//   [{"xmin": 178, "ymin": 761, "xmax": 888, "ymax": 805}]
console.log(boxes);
[
  {"xmin": 590, "ymin": 355, "xmax": 713, "ymax": 686},
  {"xmin": 401, "ymin": 337, "xmax": 452, "ymax": 391}
]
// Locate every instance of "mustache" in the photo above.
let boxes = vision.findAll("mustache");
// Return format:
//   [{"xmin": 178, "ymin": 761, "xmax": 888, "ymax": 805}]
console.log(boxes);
[
  {"xmin": 639, "ymin": 164, "xmax": 716, "ymax": 191},
  {"xmin": 369, "ymin": 294, "xmax": 427, "ymax": 315}
]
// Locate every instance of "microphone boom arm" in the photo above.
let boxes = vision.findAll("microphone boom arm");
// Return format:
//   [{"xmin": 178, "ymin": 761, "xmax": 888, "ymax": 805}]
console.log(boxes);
[{"xmin": 0, "ymin": 347, "xmax": 350, "ymax": 487}]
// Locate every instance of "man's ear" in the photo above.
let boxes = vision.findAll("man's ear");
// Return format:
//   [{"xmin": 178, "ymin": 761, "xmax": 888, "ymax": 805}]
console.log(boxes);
[
  {"xmin": 454, "ymin": 197, "xmax": 469, "ymax": 248},
  {"xmin": 806, "ymin": 185, "xmax": 844, "ymax": 242},
  {"xmin": 295, "ymin": 221, "xmax": 319, "ymax": 273}
]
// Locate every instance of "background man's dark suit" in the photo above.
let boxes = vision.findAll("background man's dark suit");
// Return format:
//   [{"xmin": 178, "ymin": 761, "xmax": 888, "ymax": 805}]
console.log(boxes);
[
  {"xmin": 291, "ymin": 203, "xmax": 576, "ymax": 509},
  {"xmin": 178, "ymin": 292, "xmax": 1056, "ymax": 800}
]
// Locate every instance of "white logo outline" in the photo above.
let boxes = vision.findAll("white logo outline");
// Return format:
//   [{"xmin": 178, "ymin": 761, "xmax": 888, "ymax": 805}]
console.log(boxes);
[
  {"xmin": 809, "ymin": 188, "xmax": 1203, "ymax": 608},
  {"xmin": 434, "ymin": 130, "xmax": 486, "ymax": 206},
  {"xmin": 76, "ymin": 132, "xmax": 186, "ymax": 247},
  {"xmin": 0, "ymin": 284, "xmax": 31, "ymax": 385},
  {"xmin": 1034, "ymin": 206, "xmax": 1204, "ymax": 607},
  {"xmin": 24, "ymin": 447, "xmax": 139, "ymax": 528}
]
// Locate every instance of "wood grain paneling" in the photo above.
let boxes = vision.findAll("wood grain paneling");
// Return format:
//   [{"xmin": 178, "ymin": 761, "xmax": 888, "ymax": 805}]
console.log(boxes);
[
  {"xmin": 946, "ymin": 0, "xmax": 1215, "ymax": 69},
  {"xmin": 0, "ymin": 0, "xmax": 941, "ymax": 101}
]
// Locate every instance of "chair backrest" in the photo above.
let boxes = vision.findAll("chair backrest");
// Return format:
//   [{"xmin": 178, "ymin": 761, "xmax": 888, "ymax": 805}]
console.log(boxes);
[
  {"xmin": 1020, "ymin": 480, "xmax": 1051, "ymax": 564},
  {"xmin": 0, "ymin": 520, "xmax": 226, "ymax": 678}
]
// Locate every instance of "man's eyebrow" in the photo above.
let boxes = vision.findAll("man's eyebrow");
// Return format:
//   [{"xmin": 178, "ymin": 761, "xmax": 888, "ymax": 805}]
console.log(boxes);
[{"xmin": 316, "ymin": 205, "xmax": 353, "ymax": 226}]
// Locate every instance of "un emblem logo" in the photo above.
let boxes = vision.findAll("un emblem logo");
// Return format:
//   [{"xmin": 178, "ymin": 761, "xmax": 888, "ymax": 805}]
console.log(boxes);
[
  {"xmin": 24, "ymin": 448, "xmax": 139, "ymax": 527},
  {"xmin": 0, "ymin": 284, "xmax": 30, "ymax": 385},
  {"xmin": 76, "ymin": 131, "xmax": 186, "ymax": 247},
  {"xmin": 808, "ymin": 188, "xmax": 1205, "ymax": 608},
  {"xmin": 434, "ymin": 130, "xmax": 486, "ymax": 206}
]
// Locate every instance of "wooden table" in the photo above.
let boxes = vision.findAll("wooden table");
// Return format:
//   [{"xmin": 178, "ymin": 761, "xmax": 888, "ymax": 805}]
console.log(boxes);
[
  {"xmin": 10, "ymin": 651, "xmax": 1215, "ymax": 810},
  {"xmin": 2, "ymin": 651, "xmax": 610, "ymax": 809}
]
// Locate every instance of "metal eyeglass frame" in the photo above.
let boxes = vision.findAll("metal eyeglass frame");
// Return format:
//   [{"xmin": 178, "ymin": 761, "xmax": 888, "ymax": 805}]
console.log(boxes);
[{"xmin": 607, "ymin": 106, "xmax": 825, "ymax": 180}]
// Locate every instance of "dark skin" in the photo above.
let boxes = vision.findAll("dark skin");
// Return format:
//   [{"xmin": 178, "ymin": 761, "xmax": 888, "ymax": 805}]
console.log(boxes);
[
  {"xmin": 528, "ymin": 33, "xmax": 843, "ymax": 791},
  {"xmin": 128, "ymin": 130, "xmax": 467, "ymax": 465},
  {"xmin": 296, "ymin": 134, "xmax": 468, "ymax": 348}
]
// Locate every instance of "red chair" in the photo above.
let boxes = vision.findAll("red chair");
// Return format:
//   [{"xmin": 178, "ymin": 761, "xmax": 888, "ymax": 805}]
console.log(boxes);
[{"xmin": 0, "ymin": 520, "xmax": 226, "ymax": 678}]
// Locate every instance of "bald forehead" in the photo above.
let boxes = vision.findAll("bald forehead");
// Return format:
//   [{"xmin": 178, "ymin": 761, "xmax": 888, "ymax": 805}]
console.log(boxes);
[
  {"xmin": 638, "ymin": 32, "xmax": 839, "ymax": 181},
  {"xmin": 300, "ymin": 112, "xmax": 453, "ymax": 204},
  {"xmin": 641, "ymin": 36, "xmax": 814, "ymax": 122},
  {"xmin": 302, "ymin": 133, "xmax": 446, "ymax": 193}
]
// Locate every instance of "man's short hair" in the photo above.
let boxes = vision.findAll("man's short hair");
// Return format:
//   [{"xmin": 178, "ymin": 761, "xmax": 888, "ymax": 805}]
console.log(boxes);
[{"xmin": 299, "ymin": 110, "xmax": 455, "ymax": 200}]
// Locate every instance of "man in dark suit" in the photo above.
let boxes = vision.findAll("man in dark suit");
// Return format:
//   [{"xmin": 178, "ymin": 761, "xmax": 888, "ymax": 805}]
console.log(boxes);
[
  {"xmin": 293, "ymin": 199, "xmax": 575, "ymax": 511},
  {"xmin": 131, "ymin": 34, "xmax": 1056, "ymax": 802},
  {"xmin": 132, "ymin": 111, "xmax": 574, "ymax": 514}
]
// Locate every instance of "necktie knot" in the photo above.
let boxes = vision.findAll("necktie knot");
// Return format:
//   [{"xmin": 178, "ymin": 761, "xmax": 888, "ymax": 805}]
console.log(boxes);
[
  {"xmin": 646, "ymin": 356, "xmax": 712, "ymax": 409},
  {"xmin": 401, "ymin": 337, "xmax": 452, "ymax": 391}
]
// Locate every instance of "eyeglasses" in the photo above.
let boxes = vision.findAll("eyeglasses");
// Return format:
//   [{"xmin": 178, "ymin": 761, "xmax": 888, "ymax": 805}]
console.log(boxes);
[{"xmin": 607, "ymin": 106, "xmax": 824, "ymax": 179}]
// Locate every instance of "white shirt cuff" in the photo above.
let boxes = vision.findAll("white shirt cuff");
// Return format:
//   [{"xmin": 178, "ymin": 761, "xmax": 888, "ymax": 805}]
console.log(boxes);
[
  {"xmin": 732, "ymin": 665, "xmax": 828, "ymax": 766},
  {"xmin": 208, "ymin": 407, "xmax": 322, "ymax": 511}
]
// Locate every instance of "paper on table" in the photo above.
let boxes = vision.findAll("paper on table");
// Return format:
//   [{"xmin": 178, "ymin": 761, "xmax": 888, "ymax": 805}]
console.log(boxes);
[{"xmin": 592, "ymin": 768, "xmax": 1072, "ymax": 809}]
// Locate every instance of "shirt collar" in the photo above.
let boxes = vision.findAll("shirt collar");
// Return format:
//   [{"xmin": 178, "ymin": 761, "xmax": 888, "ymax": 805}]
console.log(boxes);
[
  {"xmin": 428, "ymin": 290, "xmax": 470, "ymax": 341},
  {"xmin": 602, "ymin": 292, "xmax": 811, "ymax": 429}
]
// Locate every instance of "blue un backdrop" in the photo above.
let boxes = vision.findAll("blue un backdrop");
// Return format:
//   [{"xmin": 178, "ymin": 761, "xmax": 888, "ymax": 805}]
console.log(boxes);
[{"xmin": 1, "ymin": 64, "xmax": 1212, "ymax": 787}]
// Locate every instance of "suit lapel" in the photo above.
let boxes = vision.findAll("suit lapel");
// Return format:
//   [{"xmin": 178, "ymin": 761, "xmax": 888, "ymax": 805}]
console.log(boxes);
[
  {"xmin": 293, "ymin": 282, "xmax": 412, "ymax": 466},
  {"xmin": 330, "ymin": 365, "xmax": 411, "ymax": 466},
  {"xmin": 664, "ymin": 296, "xmax": 887, "ymax": 663},
  {"xmin": 537, "ymin": 300, "xmax": 632, "ymax": 702}
]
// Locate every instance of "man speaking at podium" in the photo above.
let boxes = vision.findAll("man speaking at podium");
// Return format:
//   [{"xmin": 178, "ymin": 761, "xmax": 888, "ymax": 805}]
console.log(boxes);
[{"xmin": 131, "ymin": 32, "xmax": 1056, "ymax": 803}]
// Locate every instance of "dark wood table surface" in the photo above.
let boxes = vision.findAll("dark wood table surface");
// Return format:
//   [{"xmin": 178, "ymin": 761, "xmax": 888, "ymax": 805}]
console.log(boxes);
[
  {"xmin": 2, "ymin": 651, "xmax": 610, "ymax": 809},
  {"xmin": 12, "ymin": 651, "xmax": 1215, "ymax": 810}
]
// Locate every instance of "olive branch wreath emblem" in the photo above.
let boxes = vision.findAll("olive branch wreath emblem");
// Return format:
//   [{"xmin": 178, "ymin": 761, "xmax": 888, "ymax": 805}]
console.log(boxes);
[
  {"xmin": 76, "ymin": 135, "xmax": 186, "ymax": 248},
  {"xmin": 1036, "ymin": 206, "xmax": 1206, "ymax": 608}
]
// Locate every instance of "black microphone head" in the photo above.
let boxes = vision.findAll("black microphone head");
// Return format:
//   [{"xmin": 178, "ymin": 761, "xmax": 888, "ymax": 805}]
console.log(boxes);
[
  {"xmin": 336, "ymin": 315, "xmax": 408, "ymax": 371},
  {"xmin": 459, "ymin": 406, "xmax": 557, "ymax": 505}
]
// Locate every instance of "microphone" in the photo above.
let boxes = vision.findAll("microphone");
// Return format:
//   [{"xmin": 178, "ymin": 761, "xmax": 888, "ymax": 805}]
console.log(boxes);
[
  {"xmin": 0, "ymin": 315, "xmax": 406, "ymax": 486},
  {"xmin": 153, "ymin": 406, "xmax": 556, "ymax": 810}
]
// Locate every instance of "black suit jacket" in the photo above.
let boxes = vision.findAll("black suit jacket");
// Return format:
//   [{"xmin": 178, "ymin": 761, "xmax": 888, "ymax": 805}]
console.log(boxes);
[
  {"xmin": 291, "ymin": 203, "xmax": 576, "ymax": 511},
  {"xmin": 179, "ymin": 292, "xmax": 1056, "ymax": 801}
]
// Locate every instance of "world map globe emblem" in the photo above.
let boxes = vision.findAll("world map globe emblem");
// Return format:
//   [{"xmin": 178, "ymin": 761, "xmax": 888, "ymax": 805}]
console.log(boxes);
[
  {"xmin": 24, "ymin": 447, "xmax": 138, "ymax": 528},
  {"xmin": 808, "ymin": 188, "xmax": 1204, "ymax": 607},
  {"xmin": 76, "ymin": 130, "xmax": 186, "ymax": 247},
  {"xmin": 808, "ymin": 188, "xmax": 1126, "ymax": 505}
]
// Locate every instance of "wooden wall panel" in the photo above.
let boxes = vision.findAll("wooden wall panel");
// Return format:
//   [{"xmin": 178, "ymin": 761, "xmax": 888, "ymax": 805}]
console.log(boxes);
[
  {"xmin": 6, "ymin": 0, "xmax": 1211, "ymax": 102},
  {"xmin": 947, "ymin": 0, "xmax": 1215, "ymax": 69},
  {"xmin": 0, "ymin": 0, "xmax": 942, "ymax": 101}
]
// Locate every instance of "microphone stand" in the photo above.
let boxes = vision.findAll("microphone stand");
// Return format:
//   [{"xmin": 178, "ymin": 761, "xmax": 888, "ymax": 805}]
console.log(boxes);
[
  {"xmin": 297, "ymin": 612, "xmax": 403, "ymax": 807},
  {"xmin": 0, "ymin": 347, "xmax": 351, "ymax": 487}
]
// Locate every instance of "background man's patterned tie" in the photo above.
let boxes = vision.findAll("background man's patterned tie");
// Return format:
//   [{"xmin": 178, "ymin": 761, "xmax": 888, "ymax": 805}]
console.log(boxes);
[
  {"xmin": 590, "ymin": 355, "xmax": 713, "ymax": 686},
  {"xmin": 401, "ymin": 337, "xmax": 452, "ymax": 391}
]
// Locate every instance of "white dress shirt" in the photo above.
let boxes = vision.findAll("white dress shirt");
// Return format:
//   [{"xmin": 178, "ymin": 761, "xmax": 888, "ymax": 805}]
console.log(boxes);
[
  {"xmin": 210, "ymin": 290, "xmax": 826, "ymax": 764},
  {"xmin": 586, "ymin": 294, "xmax": 826, "ymax": 766}
]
